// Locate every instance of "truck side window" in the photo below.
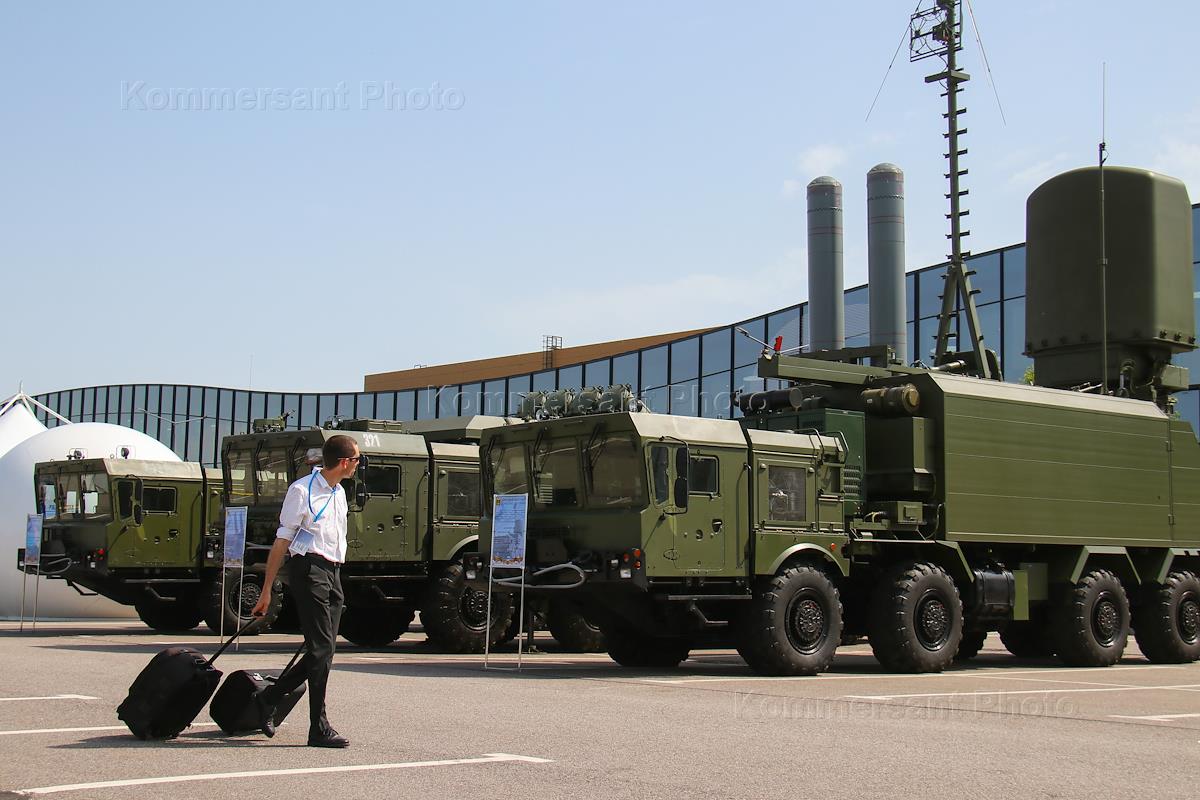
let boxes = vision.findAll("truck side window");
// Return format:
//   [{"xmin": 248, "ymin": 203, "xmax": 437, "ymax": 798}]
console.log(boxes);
[
  {"xmin": 143, "ymin": 487, "xmax": 177, "ymax": 513},
  {"xmin": 446, "ymin": 471, "xmax": 480, "ymax": 517},
  {"xmin": 768, "ymin": 466, "xmax": 806, "ymax": 522},
  {"xmin": 690, "ymin": 456, "xmax": 718, "ymax": 495},
  {"xmin": 117, "ymin": 480, "xmax": 134, "ymax": 519},
  {"xmin": 650, "ymin": 445, "xmax": 670, "ymax": 504},
  {"xmin": 365, "ymin": 465, "xmax": 401, "ymax": 495}
]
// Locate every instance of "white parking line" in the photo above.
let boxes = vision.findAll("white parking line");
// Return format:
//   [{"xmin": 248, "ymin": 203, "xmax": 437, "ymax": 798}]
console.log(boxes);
[
  {"xmin": 0, "ymin": 694, "xmax": 98, "ymax": 703},
  {"xmin": 1108, "ymin": 713, "xmax": 1200, "ymax": 723},
  {"xmin": 845, "ymin": 684, "xmax": 1200, "ymax": 701},
  {"xmin": 0, "ymin": 723, "xmax": 218, "ymax": 737},
  {"xmin": 15, "ymin": 753, "xmax": 552, "ymax": 795}
]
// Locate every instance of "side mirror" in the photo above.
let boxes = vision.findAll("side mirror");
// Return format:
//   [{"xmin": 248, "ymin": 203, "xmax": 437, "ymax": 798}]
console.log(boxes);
[
  {"xmin": 355, "ymin": 485, "xmax": 368, "ymax": 508},
  {"xmin": 134, "ymin": 478, "xmax": 144, "ymax": 505},
  {"xmin": 133, "ymin": 505, "xmax": 144, "ymax": 526},
  {"xmin": 673, "ymin": 443, "xmax": 690, "ymax": 509},
  {"xmin": 673, "ymin": 476, "xmax": 689, "ymax": 510},
  {"xmin": 357, "ymin": 454, "xmax": 370, "ymax": 473}
]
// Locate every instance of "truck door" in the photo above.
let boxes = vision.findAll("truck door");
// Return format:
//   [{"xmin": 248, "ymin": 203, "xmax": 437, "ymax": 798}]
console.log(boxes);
[
  {"xmin": 754, "ymin": 457, "xmax": 815, "ymax": 534},
  {"xmin": 433, "ymin": 465, "xmax": 481, "ymax": 560},
  {"xmin": 139, "ymin": 482, "xmax": 189, "ymax": 567},
  {"xmin": 112, "ymin": 478, "xmax": 144, "ymax": 567},
  {"xmin": 649, "ymin": 444, "xmax": 726, "ymax": 574},
  {"xmin": 357, "ymin": 460, "xmax": 405, "ymax": 561}
]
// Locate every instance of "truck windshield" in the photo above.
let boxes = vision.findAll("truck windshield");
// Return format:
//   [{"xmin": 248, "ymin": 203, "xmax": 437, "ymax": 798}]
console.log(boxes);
[
  {"xmin": 533, "ymin": 440, "xmax": 581, "ymax": 508},
  {"xmin": 585, "ymin": 434, "xmax": 645, "ymax": 508},
  {"xmin": 488, "ymin": 443, "xmax": 529, "ymax": 497},
  {"xmin": 42, "ymin": 472, "xmax": 112, "ymax": 520},
  {"xmin": 225, "ymin": 447, "xmax": 255, "ymax": 505},
  {"xmin": 255, "ymin": 448, "xmax": 293, "ymax": 503}
]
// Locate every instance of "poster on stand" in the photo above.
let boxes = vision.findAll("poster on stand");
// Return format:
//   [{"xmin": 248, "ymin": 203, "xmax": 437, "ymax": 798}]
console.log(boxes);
[
  {"xmin": 223, "ymin": 506, "xmax": 247, "ymax": 567},
  {"xmin": 489, "ymin": 495, "xmax": 528, "ymax": 569}
]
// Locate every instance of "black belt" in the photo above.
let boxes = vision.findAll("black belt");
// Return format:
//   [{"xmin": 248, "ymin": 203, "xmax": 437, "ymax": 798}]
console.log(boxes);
[{"xmin": 301, "ymin": 552, "xmax": 342, "ymax": 568}]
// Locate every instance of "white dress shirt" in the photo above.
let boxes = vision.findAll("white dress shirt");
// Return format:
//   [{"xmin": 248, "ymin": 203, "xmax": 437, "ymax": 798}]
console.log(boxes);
[{"xmin": 276, "ymin": 468, "xmax": 348, "ymax": 564}]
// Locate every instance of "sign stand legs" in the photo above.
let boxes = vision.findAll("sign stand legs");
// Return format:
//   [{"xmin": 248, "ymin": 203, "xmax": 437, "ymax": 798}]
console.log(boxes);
[{"xmin": 18, "ymin": 571, "xmax": 28, "ymax": 633}]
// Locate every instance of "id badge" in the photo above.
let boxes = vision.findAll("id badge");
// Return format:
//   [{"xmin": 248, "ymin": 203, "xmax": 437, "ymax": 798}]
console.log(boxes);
[{"xmin": 291, "ymin": 528, "xmax": 315, "ymax": 556}]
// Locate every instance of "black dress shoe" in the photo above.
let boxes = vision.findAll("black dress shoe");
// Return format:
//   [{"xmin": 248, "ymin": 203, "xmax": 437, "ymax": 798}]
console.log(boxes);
[
  {"xmin": 253, "ymin": 690, "xmax": 277, "ymax": 738},
  {"xmin": 308, "ymin": 728, "xmax": 350, "ymax": 748}
]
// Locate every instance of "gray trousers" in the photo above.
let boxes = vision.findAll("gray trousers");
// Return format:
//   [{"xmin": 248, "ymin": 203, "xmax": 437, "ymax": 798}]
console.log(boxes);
[{"xmin": 265, "ymin": 554, "xmax": 343, "ymax": 733}]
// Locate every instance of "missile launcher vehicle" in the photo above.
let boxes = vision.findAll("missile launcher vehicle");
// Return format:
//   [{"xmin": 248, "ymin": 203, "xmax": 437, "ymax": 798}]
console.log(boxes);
[{"xmin": 466, "ymin": 167, "xmax": 1200, "ymax": 674}]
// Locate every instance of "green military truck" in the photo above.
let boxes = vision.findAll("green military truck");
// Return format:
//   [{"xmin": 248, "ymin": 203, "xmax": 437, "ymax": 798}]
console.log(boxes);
[
  {"xmin": 221, "ymin": 415, "xmax": 515, "ymax": 651},
  {"xmin": 467, "ymin": 166, "xmax": 1200, "ymax": 675},
  {"xmin": 24, "ymin": 457, "xmax": 227, "ymax": 632}
]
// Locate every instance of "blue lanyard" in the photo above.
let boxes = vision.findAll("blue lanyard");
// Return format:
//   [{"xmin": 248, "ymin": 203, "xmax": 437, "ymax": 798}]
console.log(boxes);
[{"xmin": 307, "ymin": 471, "xmax": 337, "ymax": 524}]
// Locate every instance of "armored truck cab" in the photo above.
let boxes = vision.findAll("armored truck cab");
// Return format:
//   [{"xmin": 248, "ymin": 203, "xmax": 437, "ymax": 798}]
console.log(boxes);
[
  {"xmin": 23, "ymin": 457, "xmax": 224, "ymax": 631},
  {"xmin": 221, "ymin": 417, "xmax": 514, "ymax": 651}
]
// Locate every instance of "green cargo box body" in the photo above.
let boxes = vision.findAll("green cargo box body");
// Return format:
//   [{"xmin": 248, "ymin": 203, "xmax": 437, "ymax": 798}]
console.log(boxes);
[{"xmin": 906, "ymin": 371, "xmax": 1200, "ymax": 548}]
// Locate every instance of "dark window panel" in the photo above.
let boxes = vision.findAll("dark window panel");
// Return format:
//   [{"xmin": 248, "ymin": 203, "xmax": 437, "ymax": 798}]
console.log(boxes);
[
  {"xmin": 966, "ymin": 252, "xmax": 1002, "ymax": 306},
  {"xmin": 642, "ymin": 386, "xmax": 668, "ymax": 413},
  {"xmin": 507, "ymin": 376, "xmax": 531, "ymax": 415},
  {"xmin": 845, "ymin": 286, "xmax": 870, "ymax": 346},
  {"xmin": 438, "ymin": 386, "xmax": 460, "ymax": 418},
  {"xmin": 731, "ymin": 365, "xmax": 764, "ymax": 418},
  {"xmin": 94, "ymin": 387, "xmax": 107, "ymax": 423},
  {"xmin": 233, "ymin": 391, "xmax": 249, "ymax": 435},
  {"xmin": 766, "ymin": 307, "xmax": 800, "ymax": 356},
  {"xmin": 917, "ymin": 266, "xmax": 948, "ymax": 320},
  {"xmin": 906, "ymin": 321, "xmax": 916, "ymax": 364},
  {"xmin": 558, "ymin": 365, "xmax": 582, "ymax": 391},
  {"xmin": 318, "ymin": 395, "xmax": 336, "ymax": 426},
  {"xmin": 120, "ymin": 385, "xmax": 134, "ymax": 428},
  {"xmin": 906, "ymin": 272, "xmax": 916, "ymax": 323},
  {"xmin": 201, "ymin": 388, "xmax": 217, "ymax": 465},
  {"xmin": 584, "ymin": 360, "xmax": 610, "ymax": 388},
  {"xmin": 1003, "ymin": 247, "xmax": 1026, "ymax": 299},
  {"xmin": 612, "ymin": 353, "xmax": 638, "ymax": 391},
  {"xmin": 642, "ymin": 345, "xmax": 668, "ymax": 389},
  {"xmin": 417, "ymin": 388, "xmax": 436, "ymax": 420},
  {"xmin": 159, "ymin": 387, "xmax": 174, "ymax": 448},
  {"xmin": 460, "ymin": 383, "xmax": 481, "ymax": 417},
  {"xmin": 670, "ymin": 337, "xmax": 700, "ymax": 384},
  {"xmin": 701, "ymin": 328, "xmax": 731, "ymax": 376},
  {"xmin": 916, "ymin": 316, "xmax": 941, "ymax": 364},
  {"xmin": 396, "ymin": 390, "xmax": 416, "ymax": 421},
  {"xmin": 734, "ymin": 317, "xmax": 766, "ymax": 367},
  {"xmin": 483, "ymin": 380, "xmax": 505, "ymax": 416},
  {"xmin": 974, "ymin": 302, "xmax": 1003, "ymax": 373},
  {"xmin": 700, "ymin": 371, "xmax": 732, "ymax": 419},
  {"xmin": 669, "ymin": 380, "xmax": 699, "ymax": 416},
  {"xmin": 355, "ymin": 392, "xmax": 375, "ymax": 419},
  {"xmin": 300, "ymin": 395, "xmax": 318, "ymax": 428},
  {"xmin": 335, "ymin": 393, "xmax": 355, "ymax": 419},
  {"xmin": 532, "ymin": 371, "xmax": 555, "ymax": 392},
  {"xmin": 82, "ymin": 387, "xmax": 95, "ymax": 422},
  {"xmin": 1003, "ymin": 298, "xmax": 1033, "ymax": 382},
  {"xmin": 375, "ymin": 392, "xmax": 396, "ymax": 420}
]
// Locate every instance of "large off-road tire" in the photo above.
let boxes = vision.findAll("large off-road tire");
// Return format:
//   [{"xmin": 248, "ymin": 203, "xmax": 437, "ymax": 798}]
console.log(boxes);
[
  {"xmin": 338, "ymin": 605, "xmax": 416, "ymax": 647},
  {"xmin": 868, "ymin": 561, "xmax": 963, "ymax": 673},
  {"xmin": 737, "ymin": 565, "xmax": 842, "ymax": 676},
  {"xmin": 999, "ymin": 618, "xmax": 1055, "ymax": 658},
  {"xmin": 204, "ymin": 572, "xmax": 280, "ymax": 635},
  {"xmin": 421, "ymin": 560, "xmax": 515, "ymax": 653},
  {"xmin": 1051, "ymin": 569, "xmax": 1130, "ymax": 667},
  {"xmin": 1132, "ymin": 571, "xmax": 1200, "ymax": 664},
  {"xmin": 134, "ymin": 596, "xmax": 204, "ymax": 633},
  {"xmin": 546, "ymin": 601, "xmax": 606, "ymax": 652},
  {"xmin": 954, "ymin": 629, "xmax": 989, "ymax": 662},
  {"xmin": 604, "ymin": 627, "xmax": 691, "ymax": 668}
]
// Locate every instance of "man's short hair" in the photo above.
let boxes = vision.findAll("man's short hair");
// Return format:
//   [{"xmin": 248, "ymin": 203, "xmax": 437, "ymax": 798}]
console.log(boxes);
[{"xmin": 323, "ymin": 434, "xmax": 358, "ymax": 467}]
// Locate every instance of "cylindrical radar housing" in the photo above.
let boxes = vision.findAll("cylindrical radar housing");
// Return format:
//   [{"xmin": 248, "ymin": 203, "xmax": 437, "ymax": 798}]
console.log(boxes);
[
  {"xmin": 807, "ymin": 177, "xmax": 845, "ymax": 352},
  {"xmin": 867, "ymin": 163, "xmax": 907, "ymax": 363}
]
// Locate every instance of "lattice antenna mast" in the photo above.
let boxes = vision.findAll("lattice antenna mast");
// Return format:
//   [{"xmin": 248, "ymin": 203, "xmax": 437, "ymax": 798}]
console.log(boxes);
[{"xmin": 911, "ymin": 0, "xmax": 992, "ymax": 378}]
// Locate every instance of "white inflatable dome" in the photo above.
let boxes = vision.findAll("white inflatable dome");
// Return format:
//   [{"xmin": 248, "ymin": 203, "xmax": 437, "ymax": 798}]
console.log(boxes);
[
  {"xmin": 0, "ymin": 423, "xmax": 181, "ymax": 618},
  {"xmin": 0, "ymin": 402, "xmax": 45, "ymax": 460}
]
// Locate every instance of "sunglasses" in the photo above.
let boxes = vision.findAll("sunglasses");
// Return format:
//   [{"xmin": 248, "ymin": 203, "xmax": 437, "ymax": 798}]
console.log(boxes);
[{"xmin": 343, "ymin": 455, "xmax": 361, "ymax": 463}]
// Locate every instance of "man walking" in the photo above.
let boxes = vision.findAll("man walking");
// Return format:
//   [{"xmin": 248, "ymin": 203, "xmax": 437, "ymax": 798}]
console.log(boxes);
[{"xmin": 251, "ymin": 433, "xmax": 360, "ymax": 748}]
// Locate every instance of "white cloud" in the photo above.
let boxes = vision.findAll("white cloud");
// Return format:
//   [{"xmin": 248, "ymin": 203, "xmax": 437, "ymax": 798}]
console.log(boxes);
[
  {"xmin": 1005, "ymin": 152, "xmax": 1072, "ymax": 193},
  {"xmin": 796, "ymin": 144, "xmax": 849, "ymax": 179},
  {"xmin": 1153, "ymin": 121, "xmax": 1200, "ymax": 203},
  {"xmin": 780, "ymin": 178, "xmax": 803, "ymax": 198}
]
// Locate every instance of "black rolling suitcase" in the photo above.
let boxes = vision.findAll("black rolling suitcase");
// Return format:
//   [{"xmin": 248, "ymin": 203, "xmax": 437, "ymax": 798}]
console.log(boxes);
[
  {"xmin": 209, "ymin": 644, "xmax": 306, "ymax": 735},
  {"xmin": 116, "ymin": 620, "xmax": 255, "ymax": 740}
]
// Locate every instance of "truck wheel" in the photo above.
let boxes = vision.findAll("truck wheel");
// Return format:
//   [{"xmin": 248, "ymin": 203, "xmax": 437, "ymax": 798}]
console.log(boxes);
[
  {"xmin": 338, "ymin": 605, "xmax": 415, "ymax": 647},
  {"xmin": 204, "ymin": 573, "xmax": 279, "ymax": 636},
  {"xmin": 604, "ymin": 628, "xmax": 690, "ymax": 668},
  {"xmin": 954, "ymin": 629, "xmax": 988, "ymax": 662},
  {"xmin": 1052, "ymin": 569, "xmax": 1129, "ymax": 667},
  {"xmin": 999, "ymin": 618, "xmax": 1055, "ymax": 658},
  {"xmin": 1132, "ymin": 571, "xmax": 1200, "ymax": 664},
  {"xmin": 421, "ymin": 560, "xmax": 514, "ymax": 653},
  {"xmin": 134, "ymin": 596, "xmax": 204, "ymax": 632},
  {"xmin": 546, "ymin": 601, "xmax": 606, "ymax": 652},
  {"xmin": 737, "ymin": 566, "xmax": 842, "ymax": 676},
  {"xmin": 868, "ymin": 561, "xmax": 963, "ymax": 673}
]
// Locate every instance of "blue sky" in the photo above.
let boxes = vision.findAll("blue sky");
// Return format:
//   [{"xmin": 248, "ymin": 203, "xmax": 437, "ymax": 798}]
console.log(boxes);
[{"xmin": 4, "ymin": 1, "xmax": 1198, "ymax": 394}]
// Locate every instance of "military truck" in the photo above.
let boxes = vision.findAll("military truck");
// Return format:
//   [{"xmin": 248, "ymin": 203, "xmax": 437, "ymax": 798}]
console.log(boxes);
[
  {"xmin": 467, "ymin": 166, "xmax": 1200, "ymax": 675},
  {"xmin": 24, "ymin": 457, "xmax": 228, "ymax": 632},
  {"xmin": 220, "ymin": 415, "xmax": 516, "ymax": 651}
]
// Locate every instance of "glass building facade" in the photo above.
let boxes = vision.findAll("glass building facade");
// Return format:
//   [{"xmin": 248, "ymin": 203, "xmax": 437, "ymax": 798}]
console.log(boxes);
[{"xmin": 32, "ymin": 206, "xmax": 1200, "ymax": 466}]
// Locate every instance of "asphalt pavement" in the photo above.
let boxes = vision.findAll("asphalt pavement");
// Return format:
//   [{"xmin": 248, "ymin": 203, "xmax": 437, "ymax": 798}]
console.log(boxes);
[{"xmin": 0, "ymin": 621, "xmax": 1196, "ymax": 799}]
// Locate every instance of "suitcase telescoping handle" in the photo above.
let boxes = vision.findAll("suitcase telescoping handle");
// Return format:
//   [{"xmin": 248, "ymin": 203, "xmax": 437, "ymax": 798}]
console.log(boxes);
[{"xmin": 206, "ymin": 619, "xmax": 264, "ymax": 666}]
